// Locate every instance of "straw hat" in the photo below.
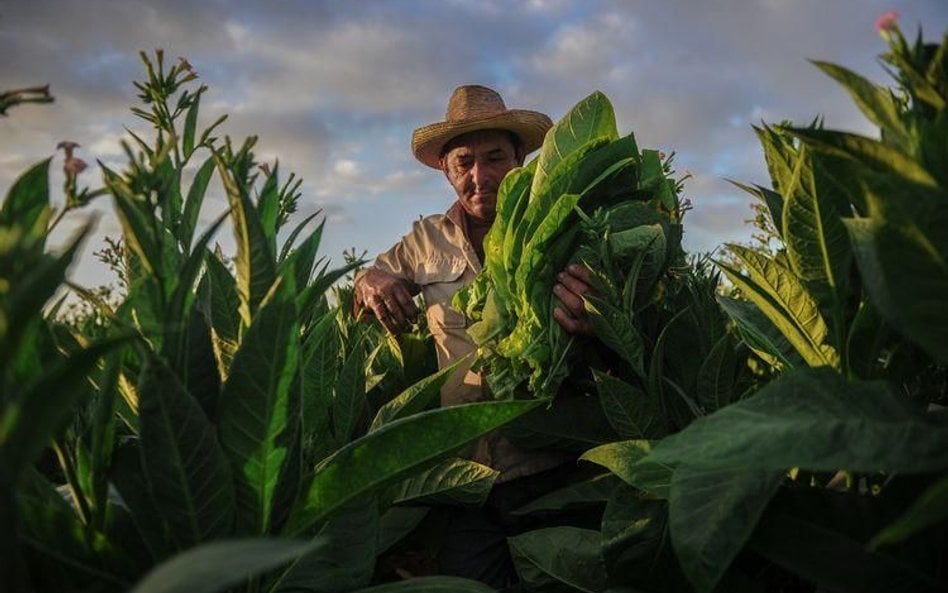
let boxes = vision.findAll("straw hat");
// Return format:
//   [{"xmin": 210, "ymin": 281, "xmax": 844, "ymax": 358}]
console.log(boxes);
[{"xmin": 411, "ymin": 85, "xmax": 553, "ymax": 169}]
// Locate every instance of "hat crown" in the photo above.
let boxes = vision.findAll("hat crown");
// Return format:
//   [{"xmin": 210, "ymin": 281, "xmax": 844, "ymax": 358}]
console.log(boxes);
[{"xmin": 446, "ymin": 85, "xmax": 508, "ymax": 122}]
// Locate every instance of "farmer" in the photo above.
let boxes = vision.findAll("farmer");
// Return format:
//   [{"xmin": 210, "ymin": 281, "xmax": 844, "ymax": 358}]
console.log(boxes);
[{"xmin": 354, "ymin": 85, "xmax": 595, "ymax": 586}]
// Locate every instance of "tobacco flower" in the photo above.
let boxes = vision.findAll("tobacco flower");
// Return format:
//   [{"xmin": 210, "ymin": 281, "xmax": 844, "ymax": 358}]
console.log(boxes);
[
  {"xmin": 875, "ymin": 10, "xmax": 899, "ymax": 39},
  {"xmin": 64, "ymin": 156, "xmax": 88, "ymax": 175},
  {"xmin": 56, "ymin": 140, "xmax": 80, "ymax": 159}
]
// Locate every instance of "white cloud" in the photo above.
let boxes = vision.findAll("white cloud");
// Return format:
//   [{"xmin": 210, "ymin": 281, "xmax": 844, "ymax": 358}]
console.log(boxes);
[
  {"xmin": 87, "ymin": 132, "xmax": 126, "ymax": 158},
  {"xmin": 333, "ymin": 158, "xmax": 361, "ymax": 178},
  {"xmin": 220, "ymin": 20, "xmax": 464, "ymax": 116}
]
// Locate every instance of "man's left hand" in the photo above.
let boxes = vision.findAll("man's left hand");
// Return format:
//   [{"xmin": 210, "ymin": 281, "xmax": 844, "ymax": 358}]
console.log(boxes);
[{"xmin": 552, "ymin": 264, "xmax": 595, "ymax": 336}]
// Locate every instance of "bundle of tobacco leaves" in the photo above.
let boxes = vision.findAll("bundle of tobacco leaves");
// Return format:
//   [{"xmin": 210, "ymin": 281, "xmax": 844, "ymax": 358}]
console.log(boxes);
[{"xmin": 453, "ymin": 91, "xmax": 686, "ymax": 399}]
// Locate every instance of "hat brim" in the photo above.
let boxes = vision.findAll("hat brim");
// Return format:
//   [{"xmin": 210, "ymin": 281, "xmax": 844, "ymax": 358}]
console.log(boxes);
[{"xmin": 411, "ymin": 109, "xmax": 553, "ymax": 169}]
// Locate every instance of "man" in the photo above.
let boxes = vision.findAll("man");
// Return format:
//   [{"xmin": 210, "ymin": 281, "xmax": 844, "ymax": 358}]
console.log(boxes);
[{"xmin": 354, "ymin": 85, "xmax": 594, "ymax": 586}]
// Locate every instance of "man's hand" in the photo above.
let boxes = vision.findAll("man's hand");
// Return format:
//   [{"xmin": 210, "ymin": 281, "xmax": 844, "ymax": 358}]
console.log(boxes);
[
  {"xmin": 552, "ymin": 263, "xmax": 595, "ymax": 336},
  {"xmin": 355, "ymin": 267, "xmax": 421, "ymax": 334}
]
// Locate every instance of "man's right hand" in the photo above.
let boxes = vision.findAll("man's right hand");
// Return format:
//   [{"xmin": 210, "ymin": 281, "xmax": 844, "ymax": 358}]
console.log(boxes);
[{"xmin": 355, "ymin": 267, "xmax": 421, "ymax": 335}]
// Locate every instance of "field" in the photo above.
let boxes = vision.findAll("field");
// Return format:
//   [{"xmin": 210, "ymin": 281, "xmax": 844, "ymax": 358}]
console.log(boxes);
[{"xmin": 1, "ymin": 19, "xmax": 946, "ymax": 593}]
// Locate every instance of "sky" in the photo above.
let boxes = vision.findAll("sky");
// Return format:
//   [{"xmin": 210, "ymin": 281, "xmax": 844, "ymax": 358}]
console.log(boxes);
[{"xmin": 2, "ymin": 0, "xmax": 947, "ymax": 290}]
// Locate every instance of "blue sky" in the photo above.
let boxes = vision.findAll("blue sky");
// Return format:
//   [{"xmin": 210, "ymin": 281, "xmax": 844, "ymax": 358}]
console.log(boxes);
[{"xmin": 2, "ymin": 0, "xmax": 947, "ymax": 289}]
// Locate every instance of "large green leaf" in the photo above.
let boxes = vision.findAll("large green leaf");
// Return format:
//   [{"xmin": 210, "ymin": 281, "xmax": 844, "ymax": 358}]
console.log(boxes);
[
  {"xmin": 204, "ymin": 249, "xmax": 241, "ymax": 378},
  {"xmin": 642, "ymin": 367, "xmax": 948, "ymax": 474},
  {"xmin": 180, "ymin": 304, "xmax": 223, "ymax": 423},
  {"xmin": 219, "ymin": 276, "xmax": 300, "ymax": 535},
  {"xmin": 515, "ymin": 193, "xmax": 582, "ymax": 291},
  {"xmin": 300, "ymin": 311, "xmax": 339, "ymax": 452},
  {"xmin": 0, "ymin": 158, "xmax": 50, "ymax": 241},
  {"xmin": 584, "ymin": 297, "xmax": 645, "ymax": 377},
  {"xmin": 256, "ymin": 166, "xmax": 282, "ymax": 252},
  {"xmin": 695, "ymin": 334, "xmax": 740, "ymax": 412},
  {"xmin": 601, "ymin": 485, "xmax": 689, "ymax": 592},
  {"xmin": 484, "ymin": 166, "xmax": 533, "ymax": 304},
  {"xmin": 531, "ymin": 90, "xmax": 618, "ymax": 200},
  {"xmin": 284, "ymin": 400, "xmax": 540, "ymax": 535},
  {"xmin": 138, "ymin": 355, "xmax": 235, "ymax": 548},
  {"xmin": 181, "ymin": 87, "xmax": 203, "ymax": 160},
  {"xmin": 215, "ymin": 154, "xmax": 276, "ymax": 321},
  {"xmin": 788, "ymin": 127, "xmax": 937, "ymax": 186},
  {"xmin": 843, "ymin": 178, "xmax": 948, "ymax": 364},
  {"xmin": 388, "ymin": 458, "xmax": 498, "ymax": 506},
  {"xmin": 581, "ymin": 440, "xmax": 672, "ymax": 499},
  {"xmin": 781, "ymin": 146, "xmax": 852, "ymax": 317},
  {"xmin": 508, "ymin": 526, "xmax": 607, "ymax": 593},
  {"xmin": 716, "ymin": 295, "xmax": 803, "ymax": 369},
  {"xmin": 179, "ymin": 155, "xmax": 216, "ymax": 252},
  {"xmin": 87, "ymin": 352, "xmax": 123, "ymax": 531},
  {"xmin": 369, "ymin": 359, "xmax": 463, "ymax": 431},
  {"xmin": 505, "ymin": 140, "xmax": 606, "ymax": 286},
  {"xmin": 111, "ymin": 441, "xmax": 176, "ymax": 561},
  {"xmin": 272, "ymin": 504, "xmax": 378, "ymax": 593},
  {"xmin": 669, "ymin": 467, "xmax": 784, "ymax": 593},
  {"xmin": 280, "ymin": 217, "xmax": 325, "ymax": 290},
  {"xmin": 595, "ymin": 370, "xmax": 665, "ymax": 439},
  {"xmin": 108, "ymin": 174, "xmax": 162, "ymax": 280},
  {"xmin": 811, "ymin": 60, "xmax": 908, "ymax": 146},
  {"xmin": 351, "ymin": 577, "xmax": 496, "ymax": 592},
  {"xmin": 717, "ymin": 246, "xmax": 839, "ymax": 368},
  {"xmin": 753, "ymin": 124, "xmax": 797, "ymax": 198},
  {"xmin": 129, "ymin": 538, "xmax": 321, "ymax": 593},
  {"xmin": 332, "ymin": 331, "xmax": 367, "ymax": 444},
  {"xmin": 164, "ymin": 211, "xmax": 229, "ymax": 374}
]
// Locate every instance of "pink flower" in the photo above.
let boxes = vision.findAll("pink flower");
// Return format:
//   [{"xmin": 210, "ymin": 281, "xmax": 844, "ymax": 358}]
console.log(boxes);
[
  {"xmin": 875, "ymin": 10, "xmax": 899, "ymax": 33},
  {"xmin": 64, "ymin": 156, "xmax": 87, "ymax": 175},
  {"xmin": 56, "ymin": 140, "xmax": 80, "ymax": 158}
]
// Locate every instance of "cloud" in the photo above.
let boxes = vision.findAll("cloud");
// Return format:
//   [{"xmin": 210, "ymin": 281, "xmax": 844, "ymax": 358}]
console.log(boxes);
[{"xmin": 3, "ymin": 0, "xmax": 948, "ymax": 289}]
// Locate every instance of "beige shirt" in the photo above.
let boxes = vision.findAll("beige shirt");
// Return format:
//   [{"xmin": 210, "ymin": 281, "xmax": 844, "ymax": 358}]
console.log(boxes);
[{"xmin": 360, "ymin": 201, "xmax": 568, "ymax": 482}]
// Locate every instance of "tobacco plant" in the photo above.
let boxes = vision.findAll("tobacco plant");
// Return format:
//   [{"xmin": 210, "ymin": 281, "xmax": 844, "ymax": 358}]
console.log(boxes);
[
  {"xmin": 574, "ymin": 22, "xmax": 948, "ymax": 593},
  {"xmin": 3, "ymin": 52, "xmax": 537, "ymax": 593}
]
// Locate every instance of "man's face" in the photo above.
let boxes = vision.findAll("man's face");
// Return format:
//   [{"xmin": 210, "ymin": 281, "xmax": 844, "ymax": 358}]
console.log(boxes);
[{"xmin": 441, "ymin": 130, "xmax": 521, "ymax": 223}]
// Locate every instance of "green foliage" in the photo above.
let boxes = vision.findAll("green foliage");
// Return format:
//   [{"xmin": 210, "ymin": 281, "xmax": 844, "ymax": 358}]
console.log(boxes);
[
  {"xmin": 454, "ymin": 91, "xmax": 690, "ymax": 400},
  {"xmin": 0, "ymin": 51, "xmax": 512, "ymax": 593},
  {"xmin": 4, "ymin": 22, "xmax": 947, "ymax": 593},
  {"xmin": 504, "ymin": 22, "xmax": 948, "ymax": 593},
  {"xmin": 637, "ymin": 22, "xmax": 947, "ymax": 593},
  {"xmin": 508, "ymin": 527, "xmax": 607, "ymax": 593},
  {"xmin": 129, "ymin": 538, "xmax": 322, "ymax": 593}
]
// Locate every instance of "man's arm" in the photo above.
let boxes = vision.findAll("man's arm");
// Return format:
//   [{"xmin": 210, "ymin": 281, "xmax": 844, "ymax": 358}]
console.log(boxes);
[{"xmin": 354, "ymin": 266, "xmax": 421, "ymax": 335}]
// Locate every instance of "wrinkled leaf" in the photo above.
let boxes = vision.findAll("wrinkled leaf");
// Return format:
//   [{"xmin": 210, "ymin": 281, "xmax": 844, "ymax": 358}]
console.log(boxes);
[
  {"xmin": 129, "ymin": 538, "xmax": 320, "ymax": 593},
  {"xmin": 285, "ymin": 400, "xmax": 540, "ymax": 535},
  {"xmin": 508, "ymin": 526, "xmax": 607, "ymax": 593}
]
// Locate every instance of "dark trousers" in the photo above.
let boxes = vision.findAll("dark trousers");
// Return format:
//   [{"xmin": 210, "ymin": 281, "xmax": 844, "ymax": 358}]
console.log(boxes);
[{"xmin": 436, "ymin": 462, "xmax": 597, "ymax": 589}]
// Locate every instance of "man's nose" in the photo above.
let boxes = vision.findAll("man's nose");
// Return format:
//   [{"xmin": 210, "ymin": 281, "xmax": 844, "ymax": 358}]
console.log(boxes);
[{"xmin": 470, "ymin": 159, "xmax": 490, "ymax": 189}]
